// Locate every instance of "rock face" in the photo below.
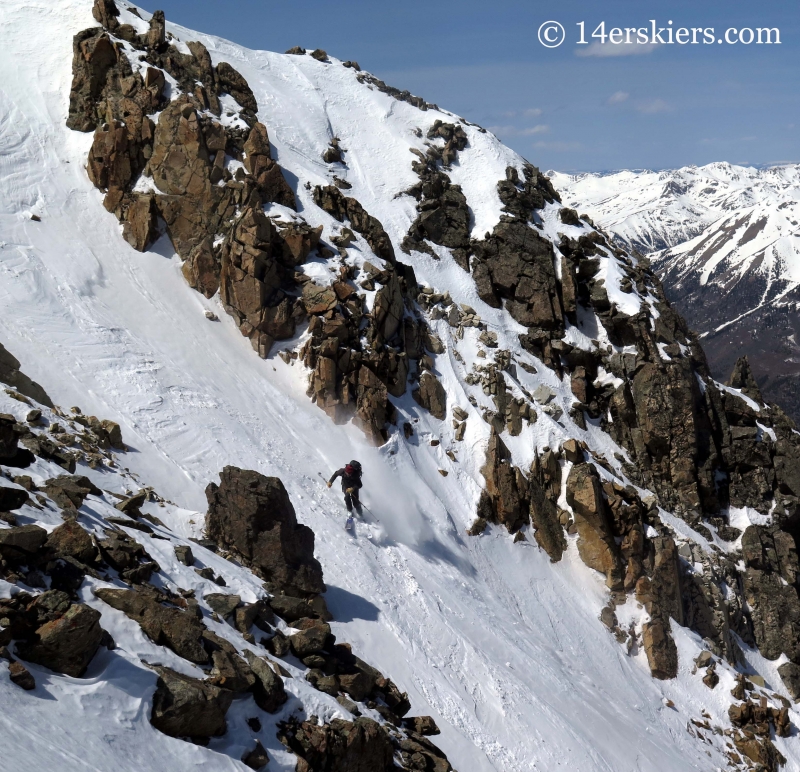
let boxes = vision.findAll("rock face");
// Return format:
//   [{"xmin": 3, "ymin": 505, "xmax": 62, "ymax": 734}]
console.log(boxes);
[
  {"xmin": 150, "ymin": 667, "xmax": 233, "ymax": 741},
  {"xmin": 741, "ymin": 524, "xmax": 800, "ymax": 662},
  {"xmin": 205, "ymin": 467, "xmax": 325, "ymax": 596}
]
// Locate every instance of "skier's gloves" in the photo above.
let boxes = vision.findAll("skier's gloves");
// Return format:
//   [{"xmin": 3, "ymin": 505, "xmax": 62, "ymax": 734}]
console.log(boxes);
[
  {"xmin": 346, "ymin": 487, "xmax": 354, "ymax": 494},
  {"xmin": 327, "ymin": 482, "xmax": 332, "ymax": 488}
]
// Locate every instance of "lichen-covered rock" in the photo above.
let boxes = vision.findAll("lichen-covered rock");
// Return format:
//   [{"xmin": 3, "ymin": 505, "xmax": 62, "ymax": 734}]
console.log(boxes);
[{"xmin": 205, "ymin": 467, "xmax": 325, "ymax": 596}]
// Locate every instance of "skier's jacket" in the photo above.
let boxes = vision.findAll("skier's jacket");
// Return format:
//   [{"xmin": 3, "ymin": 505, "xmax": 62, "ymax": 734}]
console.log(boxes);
[{"xmin": 329, "ymin": 461, "xmax": 362, "ymax": 492}]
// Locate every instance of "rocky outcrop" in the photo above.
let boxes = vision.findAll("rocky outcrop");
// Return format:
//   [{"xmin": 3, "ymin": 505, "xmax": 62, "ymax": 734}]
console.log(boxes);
[
  {"xmin": 0, "ymin": 342, "xmax": 53, "ymax": 407},
  {"xmin": 566, "ymin": 464, "xmax": 623, "ymax": 590},
  {"xmin": 313, "ymin": 185, "xmax": 395, "ymax": 264},
  {"xmin": 205, "ymin": 467, "xmax": 325, "ymax": 596},
  {"xmin": 67, "ymin": 0, "xmax": 300, "ymax": 370}
]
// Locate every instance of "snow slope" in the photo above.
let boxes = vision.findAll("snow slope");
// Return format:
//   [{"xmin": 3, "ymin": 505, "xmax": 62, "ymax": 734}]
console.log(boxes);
[{"xmin": 1, "ymin": 2, "xmax": 797, "ymax": 770}]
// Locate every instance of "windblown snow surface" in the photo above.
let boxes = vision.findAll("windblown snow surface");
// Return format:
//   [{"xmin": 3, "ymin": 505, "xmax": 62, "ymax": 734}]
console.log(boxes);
[{"xmin": 1, "ymin": 2, "xmax": 798, "ymax": 771}]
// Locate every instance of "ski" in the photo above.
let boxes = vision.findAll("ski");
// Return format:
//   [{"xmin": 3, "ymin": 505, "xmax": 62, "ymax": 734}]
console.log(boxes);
[{"xmin": 345, "ymin": 515, "xmax": 354, "ymax": 531}]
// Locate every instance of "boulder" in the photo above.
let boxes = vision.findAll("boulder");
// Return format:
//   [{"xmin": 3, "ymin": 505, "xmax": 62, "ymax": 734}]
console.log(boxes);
[
  {"xmin": 174, "ymin": 545, "xmax": 194, "ymax": 566},
  {"xmin": 477, "ymin": 429, "xmax": 529, "ymax": 533},
  {"xmin": 204, "ymin": 592, "xmax": 241, "ymax": 618},
  {"xmin": 44, "ymin": 520, "xmax": 97, "ymax": 565},
  {"xmin": 209, "ymin": 649, "xmax": 257, "ymax": 693},
  {"xmin": 16, "ymin": 602, "xmax": 104, "ymax": 677},
  {"xmin": 288, "ymin": 619, "xmax": 331, "ymax": 657},
  {"xmin": 205, "ymin": 467, "xmax": 325, "ymax": 596},
  {"xmin": 404, "ymin": 716, "xmax": 440, "ymax": 736},
  {"xmin": 150, "ymin": 667, "xmax": 233, "ymax": 741},
  {"xmin": 372, "ymin": 272, "xmax": 404, "ymax": 342},
  {"xmin": 778, "ymin": 662, "xmax": 800, "ymax": 701},
  {"xmin": 242, "ymin": 649, "xmax": 288, "ymax": 712},
  {"xmin": 8, "ymin": 660, "xmax": 36, "ymax": 690},
  {"xmin": 242, "ymin": 741, "xmax": 270, "ymax": 770},
  {"xmin": 0, "ymin": 484, "xmax": 28, "ymax": 512},
  {"xmin": 43, "ymin": 475, "xmax": 101, "ymax": 510},
  {"xmin": 642, "ymin": 619, "xmax": 678, "ymax": 680},
  {"xmin": 0, "ymin": 342, "xmax": 53, "ymax": 407},
  {"xmin": 282, "ymin": 717, "xmax": 396, "ymax": 772},
  {"xmin": 412, "ymin": 372, "xmax": 447, "ymax": 420},
  {"xmin": 94, "ymin": 587, "xmax": 209, "ymax": 664},
  {"xmin": 0, "ymin": 524, "xmax": 48, "ymax": 564}
]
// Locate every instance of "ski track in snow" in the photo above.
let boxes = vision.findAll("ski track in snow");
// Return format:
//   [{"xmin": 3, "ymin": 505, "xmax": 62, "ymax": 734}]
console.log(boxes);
[{"xmin": 0, "ymin": 2, "xmax": 798, "ymax": 770}]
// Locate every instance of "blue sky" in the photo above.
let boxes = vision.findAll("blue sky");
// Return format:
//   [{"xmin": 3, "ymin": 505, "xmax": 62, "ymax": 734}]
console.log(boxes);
[{"xmin": 143, "ymin": 0, "xmax": 798, "ymax": 172}]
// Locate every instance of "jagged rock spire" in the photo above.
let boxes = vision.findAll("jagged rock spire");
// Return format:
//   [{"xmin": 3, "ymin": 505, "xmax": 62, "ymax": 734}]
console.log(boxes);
[{"xmin": 728, "ymin": 355, "xmax": 763, "ymax": 401}]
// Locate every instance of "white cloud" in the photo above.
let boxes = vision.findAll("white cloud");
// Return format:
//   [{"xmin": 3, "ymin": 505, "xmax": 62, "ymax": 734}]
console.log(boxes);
[
  {"xmin": 636, "ymin": 98, "xmax": 670, "ymax": 114},
  {"xmin": 575, "ymin": 41, "xmax": 659, "ymax": 58},
  {"xmin": 523, "ymin": 108, "xmax": 543, "ymax": 117},
  {"xmin": 533, "ymin": 141, "xmax": 583, "ymax": 152},
  {"xmin": 607, "ymin": 91, "xmax": 629, "ymax": 105},
  {"xmin": 488, "ymin": 124, "xmax": 549, "ymax": 137}
]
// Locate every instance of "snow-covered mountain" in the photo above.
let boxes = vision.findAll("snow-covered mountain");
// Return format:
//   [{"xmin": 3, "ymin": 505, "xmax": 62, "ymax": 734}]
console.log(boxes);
[
  {"xmin": 2, "ymin": 2, "xmax": 800, "ymax": 771},
  {"xmin": 549, "ymin": 163, "xmax": 800, "ymax": 256},
  {"xmin": 551, "ymin": 164, "xmax": 800, "ymax": 422}
]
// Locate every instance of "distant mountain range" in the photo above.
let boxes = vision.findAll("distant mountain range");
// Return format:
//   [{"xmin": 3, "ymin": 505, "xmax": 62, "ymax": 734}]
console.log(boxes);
[{"xmin": 551, "ymin": 163, "xmax": 800, "ymax": 421}]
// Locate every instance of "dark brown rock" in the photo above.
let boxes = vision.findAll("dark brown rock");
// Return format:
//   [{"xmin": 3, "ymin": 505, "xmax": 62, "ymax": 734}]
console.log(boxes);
[
  {"xmin": 16, "ymin": 602, "xmax": 103, "ymax": 677},
  {"xmin": 0, "ymin": 524, "xmax": 48, "ymax": 564},
  {"xmin": 94, "ymin": 587, "xmax": 209, "ymax": 664},
  {"xmin": 44, "ymin": 520, "xmax": 97, "ymax": 565},
  {"xmin": 242, "ymin": 740, "xmax": 270, "ymax": 770},
  {"xmin": 242, "ymin": 649, "xmax": 288, "ymax": 712},
  {"xmin": 288, "ymin": 619, "xmax": 331, "ymax": 657},
  {"xmin": 0, "ymin": 342, "xmax": 53, "ymax": 407},
  {"xmin": 150, "ymin": 666, "xmax": 233, "ymax": 741},
  {"xmin": 478, "ymin": 429, "xmax": 529, "ymax": 533},
  {"xmin": 8, "ymin": 660, "xmax": 36, "ymax": 690},
  {"xmin": 43, "ymin": 475, "xmax": 101, "ymax": 511},
  {"xmin": 281, "ymin": 717, "xmax": 396, "ymax": 772},
  {"xmin": 205, "ymin": 467, "xmax": 325, "ymax": 596},
  {"xmin": 0, "ymin": 484, "xmax": 28, "ymax": 512},
  {"xmin": 565, "ymin": 463, "xmax": 622, "ymax": 590},
  {"xmin": 642, "ymin": 619, "xmax": 678, "ymax": 680}
]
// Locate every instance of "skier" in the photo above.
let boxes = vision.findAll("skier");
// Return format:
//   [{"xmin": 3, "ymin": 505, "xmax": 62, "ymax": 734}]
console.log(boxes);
[{"xmin": 327, "ymin": 460, "xmax": 363, "ymax": 515}]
